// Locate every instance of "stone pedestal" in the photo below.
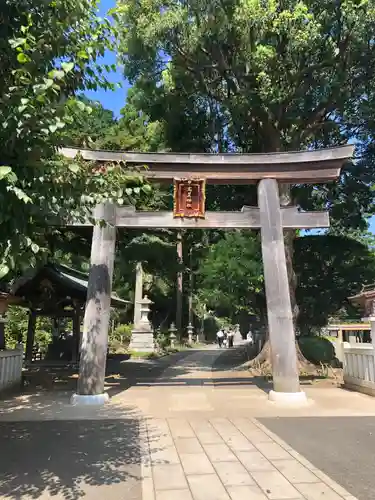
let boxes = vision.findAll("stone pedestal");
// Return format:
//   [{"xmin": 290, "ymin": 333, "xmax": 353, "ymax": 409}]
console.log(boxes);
[{"xmin": 129, "ymin": 296, "xmax": 155, "ymax": 352}]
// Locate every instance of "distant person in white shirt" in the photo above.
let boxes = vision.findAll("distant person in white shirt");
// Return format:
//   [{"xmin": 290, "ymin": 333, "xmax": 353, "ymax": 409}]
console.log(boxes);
[
  {"xmin": 246, "ymin": 330, "xmax": 253, "ymax": 344},
  {"xmin": 216, "ymin": 329, "xmax": 224, "ymax": 348}
]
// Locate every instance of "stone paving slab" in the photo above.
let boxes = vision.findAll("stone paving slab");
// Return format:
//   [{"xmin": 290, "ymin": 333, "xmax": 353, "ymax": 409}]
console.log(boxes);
[
  {"xmin": 142, "ymin": 416, "xmax": 357, "ymax": 500},
  {"xmin": 259, "ymin": 417, "xmax": 375, "ymax": 500}
]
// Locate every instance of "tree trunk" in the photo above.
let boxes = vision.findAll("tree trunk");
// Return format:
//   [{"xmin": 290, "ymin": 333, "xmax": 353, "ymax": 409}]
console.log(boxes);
[
  {"xmin": 176, "ymin": 231, "xmax": 183, "ymax": 336},
  {"xmin": 279, "ymin": 184, "xmax": 300, "ymax": 326},
  {"xmin": 0, "ymin": 321, "xmax": 5, "ymax": 350},
  {"xmin": 246, "ymin": 337, "xmax": 314, "ymax": 374}
]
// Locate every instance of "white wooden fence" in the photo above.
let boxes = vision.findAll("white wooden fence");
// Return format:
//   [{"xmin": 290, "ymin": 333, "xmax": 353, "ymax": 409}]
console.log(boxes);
[
  {"xmin": 343, "ymin": 343, "xmax": 375, "ymax": 396},
  {"xmin": 0, "ymin": 349, "xmax": 23, "ymax": 392}
]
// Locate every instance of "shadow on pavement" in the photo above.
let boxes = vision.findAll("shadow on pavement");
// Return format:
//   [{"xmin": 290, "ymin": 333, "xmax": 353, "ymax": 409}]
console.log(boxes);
[
  {"xmin": 0, "ymin": 346, "xmax": 336, "ymax": 419},
  {"xmin": 0, "ymin": 419, "xmax": 144, "ymax": 500}
]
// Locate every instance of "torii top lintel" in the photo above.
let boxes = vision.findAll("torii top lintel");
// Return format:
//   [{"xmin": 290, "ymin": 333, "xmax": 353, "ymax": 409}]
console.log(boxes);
[{"xmin": 60, "ymin": 144, "xmax": 354, "ymax": 184}]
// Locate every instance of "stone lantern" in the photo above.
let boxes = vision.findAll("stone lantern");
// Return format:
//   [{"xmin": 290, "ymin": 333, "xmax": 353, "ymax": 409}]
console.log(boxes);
[
  {"xmin": 187, "ymin": 322, "xmax": 194, "ymax": 345},
  {"xmin": 129, "ymin": 295, "xmax": 155, "ymax": 352},
  {"xmin": 169, "ymin": 322, "xmax": 177, "ymax": 348}
]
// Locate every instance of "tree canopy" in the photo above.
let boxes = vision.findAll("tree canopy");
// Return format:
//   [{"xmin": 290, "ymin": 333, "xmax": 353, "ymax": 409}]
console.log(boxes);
[
  {"xmin": 113, "ymin": 0, "xmax": 375, "ymax": 330},
  {"xmin": 2, "ymin": 0, "xmax": 375, "ymax": 337},
  {"xmin": 0, "ymin": 0, "xmax": 155, "ymax": 279},
  {"xmin": 117, "ymin": 0, "xmax": 375, "ymax": 227}
]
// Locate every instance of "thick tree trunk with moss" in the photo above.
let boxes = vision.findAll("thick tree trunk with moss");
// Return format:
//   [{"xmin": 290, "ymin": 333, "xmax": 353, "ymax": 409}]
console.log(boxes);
[{"xmin": 279, "ymin": 184, "xmax": 300, "ymax": 326}]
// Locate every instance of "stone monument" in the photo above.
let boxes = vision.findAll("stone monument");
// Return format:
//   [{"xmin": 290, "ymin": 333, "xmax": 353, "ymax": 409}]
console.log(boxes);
[{"xmin": 129, "ymin": 295, "xmax": 155, "ymax": 352}]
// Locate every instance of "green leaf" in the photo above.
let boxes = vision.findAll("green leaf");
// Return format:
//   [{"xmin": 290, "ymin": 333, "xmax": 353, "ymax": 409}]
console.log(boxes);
[
  {"xmin": 61, "ymin": 61, "xmax": 74, "ymax": 73},
  {"xmin": 0, "ymin": 265, "xmax": 10, "ymax": 279},
  {"xmin": 55, "ymin": 119, "xmax": 65, "ymax": 129},
  {"xmin": 49, "ymin": 69, "xmax": 65, "ymax": 80},
  {"xmin": 76, "ymin": 100, "xmax": 87, "ymax": 111},
  {"xmin": 68, "ymin": 163, "xmax": 80, "ymax": 173},
  {"xmin": 44, "ymin": 78, "xmax": 54, "ymax": 88},
  {"xmin": 9, "ymin": 38, "xmax": 26, "ymax": 49},
  {"xmin": 0, "ymin": 166, "xmax": 12, "ymax": 180},
  {"xmin": 10, "ymin": 186, "xmax": 32, "ymax": 203},
  {"xmin": 17, "ymin": 52, "xmax": 31, "ymax": 64},
  {"xmin": 142, "ymin": 184, "xmax": 152, "ymax": 193},
  {"xmin": 77, "ymin": 50, "xmax": 89, "ymax": 59}
]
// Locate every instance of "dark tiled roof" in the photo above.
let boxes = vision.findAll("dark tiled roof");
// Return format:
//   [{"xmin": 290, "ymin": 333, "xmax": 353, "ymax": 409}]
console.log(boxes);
[{"xmin": 11, "ymin": 263, "xmax": 130, "ymax": 309}]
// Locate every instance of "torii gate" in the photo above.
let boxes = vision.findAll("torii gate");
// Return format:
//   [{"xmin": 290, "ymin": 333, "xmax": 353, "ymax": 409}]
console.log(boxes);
[{"xmin": 62, "ymin": 145, "xmax": 354, "ymax": 405}]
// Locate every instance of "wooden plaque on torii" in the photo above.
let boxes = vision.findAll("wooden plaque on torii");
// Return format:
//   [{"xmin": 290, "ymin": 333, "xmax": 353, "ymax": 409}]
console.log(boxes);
[{"xmin": 173, "ymin": 178, "xmax": 206, "ymax": 218}]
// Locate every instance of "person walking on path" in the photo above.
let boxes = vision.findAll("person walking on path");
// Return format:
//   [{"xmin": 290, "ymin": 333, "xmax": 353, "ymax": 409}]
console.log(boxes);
[
  {"xmin": 223, "ymin": 329, "xmax": 229, "ymax": 348},
  {"xmin": 216, "ymin": 328, "xmax": 224, "ymax": 348},
  {"xmin": 227, "ymin": 328, "xmax": 234, "ymax": 348}
]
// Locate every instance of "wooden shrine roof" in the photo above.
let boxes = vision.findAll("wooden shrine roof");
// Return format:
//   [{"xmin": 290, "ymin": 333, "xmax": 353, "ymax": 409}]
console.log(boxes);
[
  {"xmin": 60, "ymin": 144, "xmax": 355, "ymax": 184},
  {"xmin": 10, "ymin": 263, "xmax": 130, "ymax": 313},
  {"xmin": 349, "ymin": 285, "xmax": 375, "ymax": 306}
]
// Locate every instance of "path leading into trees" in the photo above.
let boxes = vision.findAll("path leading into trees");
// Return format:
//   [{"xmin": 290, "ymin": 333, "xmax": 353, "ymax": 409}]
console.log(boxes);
[{"xmin": 1, "ymin": 344, "xmax": 375, "ymax": 499}]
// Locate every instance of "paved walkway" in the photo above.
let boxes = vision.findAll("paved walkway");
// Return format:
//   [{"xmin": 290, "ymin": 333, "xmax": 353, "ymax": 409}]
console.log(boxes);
[{"xmin": 1, "ymin": 345, "xmax": 375, "ymax": 499}]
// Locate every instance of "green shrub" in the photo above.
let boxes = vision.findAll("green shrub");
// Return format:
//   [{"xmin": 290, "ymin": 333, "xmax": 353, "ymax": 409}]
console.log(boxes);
[
  {"xmin": 108, "ymin": 340, "xmax": 128, "ymax": 355},
  {"xmin": 155, "ymin": 332, "xmax": 170, "ymax": 350},
  {"xmin": 298, "ymin": 336, "xmax": 335, "ymax": 365},
  {"xmin": 112, "ymin": 323, "xmax": 132, "ymax": 344},
  {"xmin": 34, "ymin": 330, "xmax": 52, "ymax": 352},
  {"xmin": 322, "ymin": 335, "xmax": 338, "ymax": 343}
]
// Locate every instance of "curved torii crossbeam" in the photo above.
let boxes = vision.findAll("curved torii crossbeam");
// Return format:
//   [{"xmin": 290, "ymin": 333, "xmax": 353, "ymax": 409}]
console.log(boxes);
[
  {"xmin": 61, "ymin": 144, "xmax": 353, "ymax": 183},
  {"xmin": 62, "ymin": 145, "xmax": 355, "ymax": 406}
]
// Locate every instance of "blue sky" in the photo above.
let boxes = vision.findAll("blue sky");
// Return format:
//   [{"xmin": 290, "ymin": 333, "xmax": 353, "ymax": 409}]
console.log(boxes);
[
  {"xmin": 84, "ymin": 0, "xmax": 128, "ymax": 116},
  {"xmin": 90, "ymin": 0, "xmax": 375, "ymax": 234}
]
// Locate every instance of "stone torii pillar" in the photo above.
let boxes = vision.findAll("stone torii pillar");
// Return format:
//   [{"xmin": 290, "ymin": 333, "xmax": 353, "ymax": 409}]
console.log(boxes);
[
  {"xmin": 71, "ymin": 202, "xmax": 116, "ymax": 406},
  {"xmin": 258, "ymin": 179, "xmax": 303, "ymax": 403}
]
